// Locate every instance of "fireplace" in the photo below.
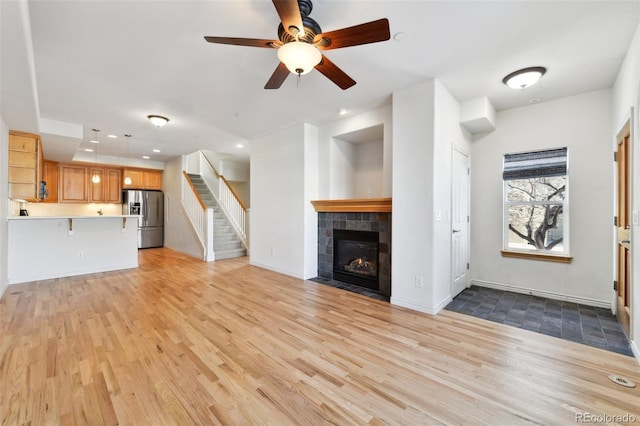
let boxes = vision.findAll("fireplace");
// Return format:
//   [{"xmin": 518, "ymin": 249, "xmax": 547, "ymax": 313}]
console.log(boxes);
[{"xmin": 333, "ymin": 229, "xmax": 379, "ymax": 290}]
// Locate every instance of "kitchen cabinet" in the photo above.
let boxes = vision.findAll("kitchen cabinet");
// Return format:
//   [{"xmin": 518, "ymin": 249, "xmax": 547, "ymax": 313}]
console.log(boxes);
[
  {"xmin": 59, "ymin": 164, "xmax": 88, "ymax": 203},
  {"xmin": 8, "ymin": 130, "xmax": 44, "ymax": 201},
  {"xmin": 89, "ymin": 167, "xmax": 122, "ymax": 203},
  {"xmin": 61, "ymin": 164, "xmax": 122, "ymax": 204},
  {"xmin": 43, "ymin": 160, "xmax": 59, "ymax": 203},
  {"xmin": 123, "ymin": 168, "xmax": 162, "ymax": 190}
]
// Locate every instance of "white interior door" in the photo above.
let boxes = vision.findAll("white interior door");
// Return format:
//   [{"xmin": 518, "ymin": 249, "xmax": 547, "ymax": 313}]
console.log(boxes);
[{"xmin": 451, "ymin": 149, "xmax": 470, "ymax": 297}]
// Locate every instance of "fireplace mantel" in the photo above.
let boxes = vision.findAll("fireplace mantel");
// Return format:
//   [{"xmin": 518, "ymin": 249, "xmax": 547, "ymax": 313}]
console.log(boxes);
[{"xmin": 311, "ymin": 198, "xmax": 392, "ymax": 213}]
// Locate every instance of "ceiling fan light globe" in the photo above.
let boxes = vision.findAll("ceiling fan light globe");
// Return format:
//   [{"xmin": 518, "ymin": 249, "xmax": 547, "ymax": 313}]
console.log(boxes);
[{"xmin": 277, "ymin": 41, "xmax": 321, "ymax": 75}]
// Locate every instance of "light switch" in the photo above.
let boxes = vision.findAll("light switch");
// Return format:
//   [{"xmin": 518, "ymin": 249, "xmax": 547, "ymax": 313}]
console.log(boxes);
[{"xmin": 634, "ymin": 210, "xmax": 639, "ymax": 226}]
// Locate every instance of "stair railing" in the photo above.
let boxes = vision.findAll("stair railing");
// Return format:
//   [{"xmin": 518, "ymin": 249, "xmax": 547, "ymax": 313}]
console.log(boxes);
[
  {"xmin": 199, "ymin": 152, "xmax": 248, "ymax": 246},
  {"xmin": 182, "ymin": 171, "xmax": 214, "ymax": 261}
]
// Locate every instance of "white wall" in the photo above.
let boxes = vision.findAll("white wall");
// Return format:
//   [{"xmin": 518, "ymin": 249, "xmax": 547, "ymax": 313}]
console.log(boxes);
[
  {"xmin": 0, "ymin": 115, "xmax": 9, "ymax": 298},
  {"xmin": 220, "ymin": 160, "xmax": 249, "ymax": 182},
  {"xmin": 391, "ymin": 79, "xmax": 472, "ymax": 315},
  {"xmin": 318, "ymin": 105, "xmax": 392, "ymax": 199},
  {"xmin": 8, "ymin": 216, "xmax": 138, "ymax": 284},
  {"xmin": 250, "ymin": 123, "xmax": 318, "ymax": 279},
  {"xmin": 163, "ymin": 155, "xmax": 204, "ymax": 259},
  {"xmin": 391, "ymin": 80, "xmax": 437, "ymax": 313},
  {"xmin": 354, "ymin": 140, "xmax": 384, "ymax": 198},
  {"xmin": 471, "ymin": 89, "xmax": 613, "ymax": 306},
  {"xmin": 433, "ymin": 80, "xmax": 472, "ymax": 302},
  {"xmin": 612, "ymin": 20, "xmax": 640, "ymax": 357},
  {"xmin": 330, "ymin": 138, "xmax": 356, "ymax": 198}
]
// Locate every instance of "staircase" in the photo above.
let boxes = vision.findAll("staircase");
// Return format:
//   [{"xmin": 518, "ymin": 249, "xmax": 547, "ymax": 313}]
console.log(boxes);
[{"xmin": 187, "ymin": 173, "xmax": 246, "ymax": 260}]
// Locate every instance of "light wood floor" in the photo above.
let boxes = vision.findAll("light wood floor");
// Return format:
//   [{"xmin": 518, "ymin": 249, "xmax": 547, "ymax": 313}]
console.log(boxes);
[{"xmin": 1, "ymin": 248, "xmax": 639, "ymax": 425}]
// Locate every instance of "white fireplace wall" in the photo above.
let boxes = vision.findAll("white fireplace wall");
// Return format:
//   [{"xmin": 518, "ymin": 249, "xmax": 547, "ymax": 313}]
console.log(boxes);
[
  {"xmin": 354, "ymin": 140, "xmax": 384, "ymax": 198},
  {"xmin": 317, "ymin": 105, "xmax": 392, "ymax": 200}
]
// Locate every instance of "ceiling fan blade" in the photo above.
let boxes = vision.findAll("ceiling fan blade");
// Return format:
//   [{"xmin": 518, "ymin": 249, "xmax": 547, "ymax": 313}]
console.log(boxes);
[
  {"xmin": 204, "ymin": 36, "xmax": 280, "ymax": 48},
  {"xmin": 314, "ymin": 18, "xmax": 390, "ymax": 50},
  {"xmin": 272, "ymin": 0, "xmax": 304, "ymax": 36},
  {"xmin": 265, "ymin": 62, "xmax": 290, "ymax": 89},
  {"xmin": 315, "ymin": 55, "xmax": 356, "ymax": 90}
]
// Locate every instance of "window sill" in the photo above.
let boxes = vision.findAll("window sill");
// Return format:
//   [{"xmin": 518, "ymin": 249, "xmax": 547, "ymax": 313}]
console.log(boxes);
[{"xmin": 501, "ymin": 250, "xmax": 573, "ymax": 263}]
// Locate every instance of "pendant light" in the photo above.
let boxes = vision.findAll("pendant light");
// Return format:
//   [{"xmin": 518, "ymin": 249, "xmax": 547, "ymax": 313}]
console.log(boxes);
[
  {"xmin": 124, "ymin": 134, "xmax": 132, "ymax": 185},
  {"xmin": 91, "ymin": 129, "xmax": 101, "ymax": 183}
]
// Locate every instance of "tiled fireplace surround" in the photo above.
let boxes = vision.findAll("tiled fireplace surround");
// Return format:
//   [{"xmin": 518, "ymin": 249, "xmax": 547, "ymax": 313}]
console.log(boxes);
[{"xmin": 314, "ymin": 201, "xmax": 392, "ymax": 297}]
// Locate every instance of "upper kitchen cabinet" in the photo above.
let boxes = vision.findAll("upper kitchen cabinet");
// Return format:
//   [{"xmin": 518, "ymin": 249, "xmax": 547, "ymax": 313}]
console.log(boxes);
[
  {"xmin": 123, "ymin": 168, "xmax": 162, "ymax": 190},
  {"xmin": 8, "ymin": 130, "xmax": 44, "ymax": 201},
  {"xmin": 59, "ymin": 164, "xmax": 88, "ymax": 203},
  {"xmin": 42, "ymin": 160, "xmax": 59, "ymax": 203},
  {"xmin": 89, "ymin": 167, "xmax": 122, "ymax": 203}
]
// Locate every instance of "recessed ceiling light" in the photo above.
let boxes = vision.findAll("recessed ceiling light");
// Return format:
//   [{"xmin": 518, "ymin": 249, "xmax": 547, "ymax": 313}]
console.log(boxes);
[
  {"xmin": 529, "ymin": 98, "xmax": 542, "ymax": 104},
  {"xmin": 236, "ymin": 144, "xmax": 244, "ymax": 148},
  {"xmin": 84, "ymin": 148, "xmax": 94, "ymax": 152},
  {"xmin": 393, "ymin": 32, "xmax": 406, "ymax": 41},
  {"xmin": 152, "ymin": 149, "xmax": 161, "ymax": 153},
  {"xmin": 142, "ymin": 155, "xmax": 150, "ymax": 159},
  {"xmin": 338, "ymin": 108, "xmax": 348, "ymax": 115},
  {"xmin": 107, "ymin": 134, "xmax": 117, "ymax": 139},
  {"xmin": 503, "ymin": 66, "xmax": 546, "ymax": 90}
]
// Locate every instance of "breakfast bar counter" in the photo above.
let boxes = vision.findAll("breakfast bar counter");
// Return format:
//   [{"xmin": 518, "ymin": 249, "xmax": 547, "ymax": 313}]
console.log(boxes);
[{"xmin": 7, "ymin": 215, "xmax": 139, "ymax": 284}]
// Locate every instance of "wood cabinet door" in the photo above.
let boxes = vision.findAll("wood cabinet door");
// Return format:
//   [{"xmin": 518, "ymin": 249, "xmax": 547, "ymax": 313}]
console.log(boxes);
[
  {"xmin": 9, "ymin": 134, "xmax": 37, "ymax": 152},
  {"xmin": 89, "ymin": 167, "xmax": 105, "ymax": 203},
  {"xmin": 105, "ymin": 168, "xmax": 122, "ymax": 203},
  {"xmin": 60, "ymin": 165, "xmax": 88, "ymax": 203},
  {"xmin": 123, "ymin": 169, "xmax": 144, "ymax": 189},
  {"xmin": 143, "ymin": 170, "xmax": 163, "ymax": 190},
  {"xmin": 43, "ymin": 160, "xmax": 59, "ymax": 203}
]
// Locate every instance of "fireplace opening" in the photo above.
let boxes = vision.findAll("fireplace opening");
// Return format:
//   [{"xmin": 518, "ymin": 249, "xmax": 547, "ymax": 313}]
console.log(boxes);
[{"xmin": 333, "ymin": 229, "xmax": 379, "ymax": 290}]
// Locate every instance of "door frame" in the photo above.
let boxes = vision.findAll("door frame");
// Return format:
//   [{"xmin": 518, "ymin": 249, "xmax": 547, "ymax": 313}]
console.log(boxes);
[
  {"xmin": 450, "ymin": 147, "xmax": 470, "ymax": 297},
  {"xmin": 613, "ymin": 107, "xmax": 634, "ymax": 339}
]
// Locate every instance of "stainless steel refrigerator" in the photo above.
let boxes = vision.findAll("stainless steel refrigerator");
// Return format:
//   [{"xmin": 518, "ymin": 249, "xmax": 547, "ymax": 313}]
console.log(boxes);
[{"xmin": 122, "ymin": 190, "xmax": 164, "ymax": 248}]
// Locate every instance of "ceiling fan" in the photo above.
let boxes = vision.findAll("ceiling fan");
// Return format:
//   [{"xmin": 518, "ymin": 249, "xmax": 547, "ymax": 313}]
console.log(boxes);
[{"xmin": 204, "ymin": 0, "xmax": 390, "ymax": 90}]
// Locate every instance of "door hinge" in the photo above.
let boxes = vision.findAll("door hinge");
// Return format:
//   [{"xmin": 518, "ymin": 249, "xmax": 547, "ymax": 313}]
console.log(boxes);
[
  {"xmin": 467, "ymin": 168, "xmax": 470, "ymax": 175},
  {"xmin": 467, "ymin": 215, "xmax": 470, "ymax": 222},
  {"xmin": 614, "ymin": 280, "xmax": 618, "ymax": 291},
  {"xmin": 467, "ymin": 263, "xmax": 470, "ymax": 270},
  {"xmin": 614, "ymin": 216, "xmax": 618, "ymax": 226},
  {"xmin": 614, "ymin": 151, "xmax": 618, "ymax": 162}
]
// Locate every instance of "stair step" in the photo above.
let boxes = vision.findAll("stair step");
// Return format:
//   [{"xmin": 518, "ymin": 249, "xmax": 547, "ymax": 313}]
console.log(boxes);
[
  {"xmin": 214, "ymin": 248, "xmax": 247, "ymax": 260},
  {"xmin": 214, "ymin": 240, "xmax": 243, "ymax": 251}
]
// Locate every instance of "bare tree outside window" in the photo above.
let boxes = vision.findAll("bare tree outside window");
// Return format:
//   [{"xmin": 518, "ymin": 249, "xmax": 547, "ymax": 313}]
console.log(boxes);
[
  {"xmin": 506, "ymin": 177, "xmax": 565, "ymax": 250},
  {"xmin": 503, "ymin": 148, "xmax": 568, "ymax": 254}
]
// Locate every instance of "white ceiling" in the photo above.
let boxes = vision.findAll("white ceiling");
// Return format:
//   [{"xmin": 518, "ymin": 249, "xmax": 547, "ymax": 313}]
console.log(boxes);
[{"xmin": 1, "ymin": 1, "xmax": 639, "ymax": 164}]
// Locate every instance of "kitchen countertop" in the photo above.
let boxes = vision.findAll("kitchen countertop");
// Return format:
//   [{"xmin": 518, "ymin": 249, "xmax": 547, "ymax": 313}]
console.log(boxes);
[{"xmin": 7, "ymin": 215, "xmax": 139, "ymax": 220}]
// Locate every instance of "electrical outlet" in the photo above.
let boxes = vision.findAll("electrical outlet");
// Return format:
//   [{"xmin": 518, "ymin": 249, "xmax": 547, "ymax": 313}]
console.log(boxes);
[
  {"xmin": 435, "ymin": 210, "xmax": 442, "ymax": 221},
  {"xmin": 78, "ymin": 251, "xmax": 84, "ymax": 259},
  {"xmin": 415, "ymin": 276, "xmax": 423, "ymax": 288}
]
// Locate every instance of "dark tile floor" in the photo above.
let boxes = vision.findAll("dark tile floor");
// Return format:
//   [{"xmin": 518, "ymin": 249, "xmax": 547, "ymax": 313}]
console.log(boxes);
[{"xmin": 445, "ymin": 285, "xmax": 633, "ymax": 357}]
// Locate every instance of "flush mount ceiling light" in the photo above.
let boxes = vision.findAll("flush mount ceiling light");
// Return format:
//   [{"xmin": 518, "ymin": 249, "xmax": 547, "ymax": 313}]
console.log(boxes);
[
  {"xmin": 148, "ymin": 115, "xmax": 169, "ymax": 127},
  {"xmin": 277, "ymin": 41, "xmax": 322, "ymax": 76},
  {"xmin": 91, "ymin": 129, "xmax": 101, "ymax": 184},
  {"xmin": 502, "ymin": 66, "xmax": 547, "ymax": 90}
]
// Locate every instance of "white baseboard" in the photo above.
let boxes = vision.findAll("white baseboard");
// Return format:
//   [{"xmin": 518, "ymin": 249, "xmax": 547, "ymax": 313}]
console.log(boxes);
[
  {"xmin": 391, "ymin": 295, "xmax": 452, "ymax": 316},
  {"xmin": 249, "ymin": 261, "xmax": 305, "ymax": 280},
  {"xmin": 470, "ymin": 279, "xmax": 611, "ymax": 310}
]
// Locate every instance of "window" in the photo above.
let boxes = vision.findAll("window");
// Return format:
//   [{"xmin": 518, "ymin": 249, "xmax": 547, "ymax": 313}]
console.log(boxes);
[{"xmin": 503, "ymin": 148, "xmax": 569, "ymax": 256}]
